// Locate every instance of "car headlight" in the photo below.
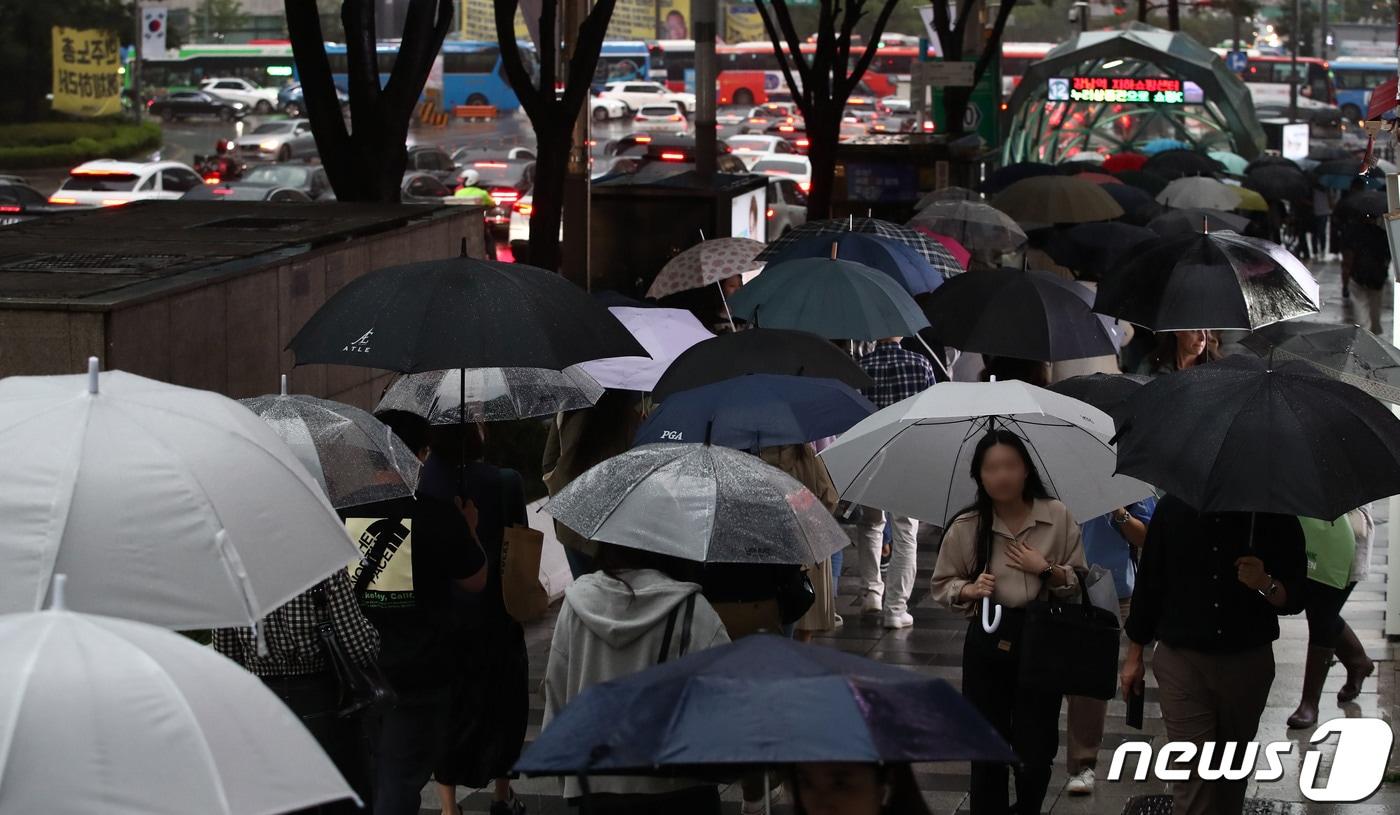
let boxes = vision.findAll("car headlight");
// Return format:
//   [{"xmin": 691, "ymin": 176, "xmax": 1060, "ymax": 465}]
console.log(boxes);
[
  {"xmin": 260, "ymin": 140, "xmax": 279, "ymax": 151},
  {"xmin": 233, "ymin": 102, "xmax": 246, "ymax": 110}
]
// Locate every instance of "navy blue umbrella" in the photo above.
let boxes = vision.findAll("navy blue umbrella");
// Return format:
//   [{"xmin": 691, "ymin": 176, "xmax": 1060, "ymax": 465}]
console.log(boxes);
[
  {"xmin": 634, "ymin": 374, "xmax": 875, "ymax": 450},
  {"xmin": 764, "ymin": 232, "xmax": 955, "ymax": 293},
  {"xmin": 513, "ymin": 634, "xmax": 1017, "ymax": 779},
  {"xmin": 979, "ymin": 161, "xmax": 1061, "ymax": 194}
]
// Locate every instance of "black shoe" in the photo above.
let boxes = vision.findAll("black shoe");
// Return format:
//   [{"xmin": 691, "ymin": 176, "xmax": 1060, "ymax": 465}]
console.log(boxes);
[
  {"xmin": 490, "ymin": 797, "xmax": 525, "ymax": 815},
  {"xmin": 1343, "ymin": 284, "xmax": 1351, "ymax": 299}
]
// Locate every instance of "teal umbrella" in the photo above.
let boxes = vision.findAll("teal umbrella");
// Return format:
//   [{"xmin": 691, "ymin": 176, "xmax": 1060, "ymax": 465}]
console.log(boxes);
[
  {"xmin": 1208, "ymin": 150, "xmax": 1249, "ymax": 176},
  {"xmin": 729, "ymin": 257, "xmax": 929, "ymax": 342}
]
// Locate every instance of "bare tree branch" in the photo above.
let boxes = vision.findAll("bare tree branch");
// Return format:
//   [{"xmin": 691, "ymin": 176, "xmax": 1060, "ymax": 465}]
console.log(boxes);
[
  {"xmin": 285, "ymin": 0, "xmax": 351, "ymax": 185},
  {"xmin": 559, "ymin": 0, "xmax": 619, "ymax": 136},
  {"xmin": 383, "ymin": 0, "xmax": 453, "ymax": 124},
  {"xmin": 841, "ymin": 0, "xmax": 898, "ymax": 99},
  {"xmin": 756, "ymin": 0, "xmax": 813, "ymax": 109},
  {"xmin": 342, "ymin": 0, "xmax": 380, "ymax": 137},
  {"xmin": 972, "ymin": 0, "xmax": 1018, "ymax": 87},
  {"xmin": 495, "ymin": 0, "xmax": 543, "ymax": 120},
  {"xmin": 538, "ymin": 0, "xmax": 557, "ymax": 109}
]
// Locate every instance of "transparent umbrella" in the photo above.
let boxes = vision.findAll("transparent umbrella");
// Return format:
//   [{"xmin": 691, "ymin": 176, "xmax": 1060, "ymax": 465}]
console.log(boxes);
[{"xmin": 377, "ymin": 366, "xmax": 603, "ymax": 423}]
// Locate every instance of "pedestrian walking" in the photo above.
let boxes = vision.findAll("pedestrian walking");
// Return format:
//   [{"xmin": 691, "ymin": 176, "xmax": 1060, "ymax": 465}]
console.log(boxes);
[
  {"xmin": 1343, "ymin": 216, "xmax": 1392, "ymax": 335},
  {"xmin": 788, "ymin": 763, "xmax": 932, "ymax": 815},
  {"xmin": 931, "ymin": 429, "xmax": 1087, "ymax": 815},
  {"xmin": 1311, "ymin": 185, "xmax": 1333, "ymax": 259},
  {"xmin": 1120, "ymin": 495, "xmax": 1307, "ymax": 815},
  {"xmin": 854, "ymin": 337, "xmax": 936, "ymax": 629},
  {"xmin": 759, "ymin": 442, "xmax": 843, "ymax": 641}
]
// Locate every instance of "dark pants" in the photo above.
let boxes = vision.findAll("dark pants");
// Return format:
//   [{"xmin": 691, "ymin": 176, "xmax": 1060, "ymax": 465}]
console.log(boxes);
[
  {"xmin": 963, "ymin": 613, "xmax": 1063, "ymax": 814},
  {"xmin": 567, "ymin": 785, "xmax": 721, "ymax": 815},
  {"xmin": 262, "ymin": 672, "xmax": 369, "ymax": 815},
  {"xmin": 1305, "ymin": 580, "xmax": 1357, "ymax": 647},
  {"xmin": 371, "ymin": 685, "xmax": 453, "ymax": 815}
]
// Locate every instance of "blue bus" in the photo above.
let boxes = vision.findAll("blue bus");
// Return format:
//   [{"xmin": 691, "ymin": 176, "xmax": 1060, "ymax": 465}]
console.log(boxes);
[
  {"xmin": 325, "ymin": 39, "xmax": 537, "ymax": 111},
  {"xmin": 1331, "ymin": 57, "xmax": 1396, "ymax": 121},
  {"xmin": 596, "ymin": 40, "xmax": 651, "ymax": 87}
]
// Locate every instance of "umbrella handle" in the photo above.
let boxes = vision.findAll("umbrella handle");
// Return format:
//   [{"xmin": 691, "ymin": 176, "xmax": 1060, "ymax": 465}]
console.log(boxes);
[{"xmin": 982, "ymin": 597, "xmax": 1003, "ymax": 633}]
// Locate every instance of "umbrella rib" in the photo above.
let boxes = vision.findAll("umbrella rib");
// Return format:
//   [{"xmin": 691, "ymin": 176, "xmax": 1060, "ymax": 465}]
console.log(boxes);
[{"xmin": 0, "ymin": 615, "xmax": 59, "ymax": 796}]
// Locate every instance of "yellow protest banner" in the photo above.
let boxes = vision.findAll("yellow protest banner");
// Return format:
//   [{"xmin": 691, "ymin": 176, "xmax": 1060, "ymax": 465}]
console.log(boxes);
[{"xmin": 52, "ymin": 27, "xmax": 122, "ymax": 117}]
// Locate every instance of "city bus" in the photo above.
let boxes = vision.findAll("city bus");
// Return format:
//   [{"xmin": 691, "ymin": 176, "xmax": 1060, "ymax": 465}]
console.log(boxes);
[
  {"xmin": 1001, "ymin": 41, "xmax": 1054, "ymax": 96},
  {"xmin": 324, "ymin": 39, "xmax": 535, "ymax": 111},
  {"xmin": 1210, "ymin": 50, "xmax": 1335, "ymax": 107},
  {"xmin": 1331, "ymin": 57, "xmax": 1396, "ymax": 120},
  {"xmin": 596, "ymin": 40, "xmax": 651, "ymax": 87},
  {"xmin": 649, "ymin": 39, "xmax": 695, "ymax": 92},
  {"xmin": 713, "ymin": 41, "xmax": 888, "ymax": 106},
  {"xmin": 130, "ymin": 41, "xmax": 298, "ymax": 102}
]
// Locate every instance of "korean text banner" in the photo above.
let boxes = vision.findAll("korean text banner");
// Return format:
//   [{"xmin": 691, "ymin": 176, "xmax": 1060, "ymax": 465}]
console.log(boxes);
[{"xmin": 52, "ymin": 27, "xmax": 122, "ymax": 117}]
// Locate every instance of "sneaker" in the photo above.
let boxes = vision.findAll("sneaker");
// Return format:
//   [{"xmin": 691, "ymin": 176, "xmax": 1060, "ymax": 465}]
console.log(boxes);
[
  {"xmin": 1066, "ymin": 767, "xmax": 1095, "ymax": 796},
  {"xmin": 860, "ymin": 594, "xmax": 883, "ymax": 615},
  {"xmin": 883, "ymin": 611, "xmax": 914, "ymax": 629},
  {"xmin": 741, "ymin": 784, "xmax": 783, "ymax": 815},
  {"xmin": 831, "ymin": 613, "xmax": 844, "ymax": 629}
]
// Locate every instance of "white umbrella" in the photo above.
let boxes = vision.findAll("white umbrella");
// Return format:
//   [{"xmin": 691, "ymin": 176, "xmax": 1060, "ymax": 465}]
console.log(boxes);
[
  {"xmin": 578, "ymin": 307, "xmax": 715, "ymax": 392},
  {"xmin": 0, "ymin": 602, "xmax": 357, "ymax": 815},
  {"xmin": 0, "ymin": 360, "xmax": 360, "ymax": 630},
  {"xmin": 819, "ymin": 379, "xmax": 1151, "ymax": 526},
  {"xmin": 1155, "ymin": 176, "xmax": 1241, "ymax": 211}
]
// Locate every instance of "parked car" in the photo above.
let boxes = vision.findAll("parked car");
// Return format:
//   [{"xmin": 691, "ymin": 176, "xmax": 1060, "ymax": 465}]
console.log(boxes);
[
  {"xmin": 554, "ymin": 89, "xmax": 627, "ymax": 122},
  {"xmin": 0, "ymin": 182, "xmax": 64, "ymax": 225},
  {"xmin": 191, "ymin": 163, "xmax": 333, "ymax": 201},
  {"xmin": 633, "ymin": 102, "xmax": 689, "ymax": 133},
  {"xmin": 235, "ymin": 119, "xmax": 317, "ymax": 162},
  {"xmin": 766, "ymin": 177, "xmax": 808, "ymax": 241},
  {"xmin": 149, "ymin": 90, "xmax": 247, "ymax": 122},
  {"xmin": 726, "ymin": 134, "xmax": 801, "ymax": 168},
  {"xmin": 751, "ymin": 156, "xmax": 812, "ymax": 193},
  {"xmin": 278, "ymin": 82, "xmax": 350, "ymax": 116},
  {"xmin": 401, "ymin": 171, "xmax": 455, "ymax": 203},
  {"xmin": 181, "ymin": 184, "xmax": 313, "ymax": 202},
  {"xmin": 406, "ymin": 146, "xmax": 461, "ymax": 187},
  {"xmin": 199, "ymin": 77, "xmax": 281, "ymax": 113},
  {"xmin": 48, "ymin": 160, "xmax": 204, "ymax": 207},
  {"xmin": 600, "ymin": 80, "xmax": 695, "ymax": 114}
]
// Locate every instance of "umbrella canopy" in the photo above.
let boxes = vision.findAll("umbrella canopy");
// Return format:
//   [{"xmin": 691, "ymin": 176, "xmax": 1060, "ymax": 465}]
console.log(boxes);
[
  {"xmin": 921, "ymin": 268, "xmax": 1116, "ymax": 361},
  {"xmin": 0, "ymin": 609, "xmax": 358, "ymax": 815},
  {"xmin": 908, "ymin": 200, "xmax": 1028, "ymax": 253},
  {"xmin": 1208, "ymin": 150, "xmax": 1249, "ymax": 176},
  {"xmin": 1232, "ymin": 186, "xmax": 1269, "ymax": 213},
  {"xmin": 634, "ymin": 374, "xmax": 875, "ymax": 450},
  {"xmin": 727, "ymin": 257, "xmax": 929, "ymax": 341},
  {"xmin": 544, "ymin": 442, "xmax": 849, "ymax": 564},
  {"xmin": 991, "ymin": 175, "xmax": 1124, "ymax": 224},
  {"xmin": 0, "ymin": 366, "xmax": 359, "ymax": 629},
  {"xmin": 1241, "ymin": 320, "xmax": 1400, "ymax": 403},
  {"xmin": 1044, "ymin": 222, "xmax": 1157, "ymax": 282},
  {"xmin": 764, "ymin": 232, "xmax": 957, "ymax": 294},
  {"xmin": 1142, "ymin": 149, "xmax": 1224, "ymax": 180},
  {"xmin": 1140, "ymin": 138, "xmax": 1191, "ymax": 155},
  {"xmin": 1103, "ymin": 152, "xmax": 1148, "ymax": 173},
  {"xmin": 1113, "ymin": 169, "xmax": 1170, "ymax": 197},
  {"xmin": 375, "ymin": 366, "xmax": 603, "ymax": 422},
  {"xmin": 513, "ymin": 634, "xmax": 1016, "ymax": 777},
  {"xmin": 1094, "ymin": 230, "xmax": 1320, "ymax": 331},
  {"xmin": 240, "ymin": 385, "xmax": 421, "ymax": 508},
  {"xmin": 287, "ymin": 258, "xmax": 646, "ymax": 373},
  {"xmin": 578, "ymin": 307, "xmax": 715, "ymax": 392},
  {"xmin": 1074, "ymin": 171, "xmax": 1123, "ymax": 186},
  {"xmin": 1244, "ymin": 164, "xmax": 1313, "ymax": 201},
  {"xmin": 1156, "ymin": 176, "xmax": 1243, "ymax": 210},
  {"xmin": 1146, "ymin": 207, "xmax": 1249, "ymax": 236},
  {"xmin": 1335, "ymin": 189, "xmax": 1389, "ymax": 219},
  {"xmin": 820, "ymin": 380, "xmax": 1151, "ymax": 524},
  {"xmin": 646, "ymin": 238, "xmax": 767, "ymax": 299},
  {"xmin": 652, "ymin": 328, "xmax": 873, "ymax": 401},
  {"xmin": 1101, "ymin": 183, "xmax": 1163, "ymax": 226},
  {"xmin": 756, "ymin": 217, "xmax": 951, "ymax": 264},
  {"xmin": 1316, "ymin": 167, "xmax": 1386, "ymax": 191},
  {"xmin": 915, "ymin": 186, "xmax": 980, "ymax": 208},
  {"xmin": 1309, "ymin": 145, "xmax": 1354, "ymax": 161},
  {"xmin": 911, "ymin": 226, "xmax": 972, "ymax": 270},
  {"xmin": 1112, "ymin": 356, "xmax": 1400, "ymax": 518},
  {"xmin": 979, "ymin": 161, "xmax": 1062, "ymax": 194},
  {"xmin": 1245, "ymin": 154, "xmax": 1300, "ymax": 173},
  {"xmin": 1047, "ymin": 373, "xmax": 1149, "ymax": 422}
]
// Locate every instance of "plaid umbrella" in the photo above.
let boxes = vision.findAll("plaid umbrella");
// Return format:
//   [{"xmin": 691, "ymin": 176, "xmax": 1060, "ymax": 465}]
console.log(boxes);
[
  {"xmin": 647, "ymin": 238, "xmax": 766, "ymax": 299},
  {"xmin": 915, "ymin": 186, "xmax": 980, "ymax": 209},
  {"xmin": 1241, "ymin": 320, "xmax": 1400, "ymax": 404},
  {"xmin": 755, "ymin": 217, "xmax": 950, "ymax": 264},
  {"xmin": 908, "ymin": 200, "xmax": 1027, "ymax": 253}
]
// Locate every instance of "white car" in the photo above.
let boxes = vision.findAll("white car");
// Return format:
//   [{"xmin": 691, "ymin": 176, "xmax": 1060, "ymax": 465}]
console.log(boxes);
[
  {"xmin": 48, "ymin": 160, "xmax": 204, "ymax": 208},
  {"xmin": 766, "ymin": 177, "xmax": 808, "ymax": 241},
  {"xmin": 234, "ymin": 119, "xmax": 317, "ymax": 162},
  {"xmin": 726, "ymin": 134, "xmax": 801, "ymax": 169},
  {"xmin": 751, "ymin": 155, "xmax": 812, "ymax": 194},
  {"xmin": 632, "ymin": 102, "xmax": 688, "ymax": 133},
  {"xmin": 600, "ymin": 81, "xmax": 695, "ymax": 115},
  {"xmin": 200, "ymin": 77, "xmax": 281, "ymax": 114},
  {"xmin": 589, "ymin": 95, "xmax": 628, "ymax": 122}
]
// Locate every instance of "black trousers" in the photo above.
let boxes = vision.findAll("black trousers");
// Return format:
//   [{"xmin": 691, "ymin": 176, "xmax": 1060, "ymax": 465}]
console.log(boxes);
[
  {"xmin": 567, "ymin": 785, "xmax": 721, "ymax": 815},
  {"xmin": 1304, "ymin": 579, "xmax": 1357, "ymax": 647},
  {"xmin": 371, "ymin": 685, "xmax": 453, "ymax": 815},
  {"xmin": 962, "ymin": 612, "xmax": 1063, "ymax": 815},
  {"xmin": 262, "ymin": 672, "xmax": 370, "ymax": 815}
]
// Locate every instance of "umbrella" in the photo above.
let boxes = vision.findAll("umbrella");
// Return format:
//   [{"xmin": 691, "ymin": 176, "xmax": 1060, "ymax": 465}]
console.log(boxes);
[
  {"xmin": 544, "ymin": 442, "xmax": 850, "ymax": 564},
  {"xmin": 1308, "ymin": 145, "xmax": 1354, "ymax": 161},
  {"xmin": 1044, "ymin": 222, "xmax": 1157, "ymax": 282},
  {"xmin": 652, "ymin": 327, "xmax": 873, "ymax": 401},
  {"xmin": 1208, "ymin": 150, "xmax": 1249, "ymax": 176},
  {"xmin": 764, "ymin": 232, "xmax": 957, "ymax": 294},
  {"xmin": 1336, "ymin": 189, "xmax": 1390, "ymax": 219},
  {"xmin": 1047, "ymin": 373, "xmax": 1149, "ymax": 421},
  {"xmin": 908, "ymin": 200, "xmax": 1028, "ymax": 253},
  {"xmin": 1094, "ymin": 230, "xmax": 1320, "ymax": 331},
  {"xmin": 1113, "ymin": 169, "xmax": 1169, "ymax": 197},
  {"xmin": 646, "ymin": 237, "xmax": 767, "ymax": 300},
  {"xmin": 633, "ymin": 374, "xmax": 876, "ymax": 450},
  {"xmin": 1101, "ymin": 183, "xmax": 1163, "ymax": 226},
  {"xmin": 1241, "ymin": 320, "xmax": 1400, "ymax": 403},
  {"xmin": 1142, "ymin": 149, "xmax": 1223, "ymax": 181},
  {"xmin": 756, "ymin": 217, "xmax": 952, "ymax": 265},
  {"xmin": 819, "ymin": 379, "xmax": 1151, "ymax": 525},
  {"xmin": 920, "ymin": 267, "xmax": 1116, "ymax": 361},
  {"xmin": 979, "ymin": 161, "xmax": 1062, "ymax": 194},
  {"xmin": 287, "ymin": 258, "xmax": 646, "ymax": 372},
  {"xmin": 1232, "ymin": 186, "xmax": 1269, "ymax": 212},
  {"xmin": 0, "ymin": 606, "xmax": 359, "ymax": 815},
  {"xmin": 1062, "ymin": 151, "xmax": 1106, "ymax": 165},
  {"xmin": 240, "ymin": 377, "xmax": 421, "ymax": 508},
  {"xmin": 1245, "ymin": 154, "xmax": 1301, "ymax": 174},
  {"xmin": 375, "ymin": 366, "xmax": 604, "ymax": 422},
  {"xmin": 911, "ymin": 226, "xmax": 972, "ymax": 270},
  {"xmin": 1146, "ymin": 207, "xmax": 1249, "ymax": 236},
  {"xmin": 513, "ymin": 634, "xmax": 1016, "ymax": 778},
  {"xmin": 578, "ymin": 307, "xmax": 715, "ymax": 392},
  {"xmin": 1312, "ymin": 159, "xmax": 1381, "ymax": 188},
  {"xmin": 991, "ymin": 175, "xmax": 1124, "ymax": 224},
  {"xmin": 1112, "ymin": 355, "xmax": 1400, "ymax": 518},
  {"xmin": 1139, "ymin": 138, "xmax": 1190, "ymax": 155},
  {"xmin": 915, "ymin": 186, "xmax": 980, "ymax": 208},
  {"xmin": 727, "ymin": 257, "xmax": 930, "ymax": 342},
  {"xmin": 0, "ymin": 363, "xmax": 359, "ymax": 629},
  {"xmin": 1073, "ymin": 171, "xmax": 1123, "ymax": 186},
  {"xmin": 1102, "ymin": 152, "xmax": 1148, "ymax": 173},
  {"xmin": 1244, "ymin": 165, "xmax": 1313, "ymax": 201},
  {"xmin": 1156, "ymin": 176, "xmax": 1243, "ymax": 211}
]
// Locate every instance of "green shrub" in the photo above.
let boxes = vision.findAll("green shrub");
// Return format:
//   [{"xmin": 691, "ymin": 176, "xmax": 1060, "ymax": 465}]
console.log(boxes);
[{"xmin": 0, "ymin": 120, "xmax": 162, "ymax": 170}]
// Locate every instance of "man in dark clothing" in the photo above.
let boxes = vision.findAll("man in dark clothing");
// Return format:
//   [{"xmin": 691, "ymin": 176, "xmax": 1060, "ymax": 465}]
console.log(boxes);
[
  {"xmin": 351, "ymin": 411, "xmax": 488, "ymax": 815},
  {"xmin": 1120, "ymin": 495, "xmax": 1307, "ymax": 815}
]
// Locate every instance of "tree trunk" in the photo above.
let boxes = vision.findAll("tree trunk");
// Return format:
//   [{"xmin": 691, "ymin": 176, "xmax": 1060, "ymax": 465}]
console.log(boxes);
[
  {"xmin": 1167, "ymin": 0, "xmax": 1180, "ymax": 29},
  {"xmin": 1137, "ymin": 0, "xmax": 1149, "ymax": 21},
  {"xmin": 805, "ymin": 104, "xmax": 841, "ymax": 220},
  {"xmin": 528, "ymin": 127, "xmax": 569, "ymax": 272}
]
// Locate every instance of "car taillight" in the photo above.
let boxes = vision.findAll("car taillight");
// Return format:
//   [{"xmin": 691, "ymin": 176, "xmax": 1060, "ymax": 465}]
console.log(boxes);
[
  {"xmin": 100, "ymin": 199, "xmax": 128, "ymax": 207},
  {"xmin": 798, "ymin": 181, "xmax": 811, "ymax": 192},
  {"xmin": 660, "ymin": 151, "xmax": 687, "ymax": 161},
  {"xmin": 475, "ymin": 161, "xmax": 507, "ymax": 168},
  {"xmin": 492, "ymin": 188, "xmax": 519, "ymax": 203},
  {"xmin": 766, "ymin": 207, "xmax": 774, "ymax": 219},
  {"xmin": 0, "ymin": 204, "xmax": 20, "ymax": 213},
  {"xmin": 203, "ymin": 175, "xmax": 221, "ymax": 184},
  {"xmin": 212, "ymin": 187, "xmax": 235, "ymax": 195},
  {"xmin": 48, "ymin": 196, "xmax": 77, "ymax": 204},
  {"xmin": 514, "ymin": 201, "xmax": 533, "ymax": 217},
  {"xmin": 635, "ymin": 135, "xmax": 652, "ymax": 143},
  {"xmin": 922, "ymin": 120, "xmax": 934, "ymax": 131},
  {"xmin": 778, "ymin": 125, "xmax": 795, "ymax": 132},
  {"xmin": 146, "ymin": 98, "xmax": 154, "ymax": 107},
  {"xmin": 669, "ymin": 114, "xmax": 683, "ymax": 121},
  {"xmin": 796, "ymin": 139, "xmax": 810, "ymax": 147}
]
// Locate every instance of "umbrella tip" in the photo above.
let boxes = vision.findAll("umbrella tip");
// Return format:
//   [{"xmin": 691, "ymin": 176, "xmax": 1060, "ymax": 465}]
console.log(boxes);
[
  {"xmin": 830, "ymin": 241, "xmax": 839, "ymax": 260},
  {"xmin": 459, "ymin": 237, "xmax": 469, "ymax": 258},
  {"xmin": 86, "ymin": 356, "xmax": 99, "ymax": 395},
  {"xmin": 49, "ymin": 573, "xmax": 67, "ymax": 611},
  {"xmin": 704, "ymin": 419, "xmax": 713, "ymax": 446},
  {"xmin": 280, "ymin": 373, "xmax": 288, "ymax": 396}
]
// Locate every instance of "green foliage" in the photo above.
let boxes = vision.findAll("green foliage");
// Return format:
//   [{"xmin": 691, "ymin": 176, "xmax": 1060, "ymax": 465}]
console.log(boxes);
[
  {"xmin": 0, "ymin": 0, "xmax": 134, "ymax": 122},
  {"xmin": 0, "ymin": 121, "xmax": 162, "ymax": 169},
  {"xmin": 193, "ymin": 0, "xmax": 249, "ymax": 40}
]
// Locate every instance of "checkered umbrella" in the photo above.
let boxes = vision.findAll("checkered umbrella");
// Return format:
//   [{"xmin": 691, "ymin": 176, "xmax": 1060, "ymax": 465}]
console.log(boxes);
[
  {"xmin": 646, "ymin": 238, "xmax": 767, "ymax": 299},
  {"xmin": 755, "ymin": 217, "xmax": 951, "ymax": 264}
]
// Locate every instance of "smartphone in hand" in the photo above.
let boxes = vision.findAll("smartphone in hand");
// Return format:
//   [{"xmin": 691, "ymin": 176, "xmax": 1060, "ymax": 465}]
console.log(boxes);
[{"xmin": 1126, "ymin": 680, "xmax": 1145, "ymax": 730}]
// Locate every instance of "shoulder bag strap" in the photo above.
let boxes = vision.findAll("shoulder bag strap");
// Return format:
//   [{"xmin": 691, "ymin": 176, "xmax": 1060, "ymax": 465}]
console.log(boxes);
[
  {"xmin": 656, "ymin": 604, "xmax": 681, "ymax": 664},
  {"xmin": 676, "ymin": 594, "xmax": 697, "ymax": 658}
]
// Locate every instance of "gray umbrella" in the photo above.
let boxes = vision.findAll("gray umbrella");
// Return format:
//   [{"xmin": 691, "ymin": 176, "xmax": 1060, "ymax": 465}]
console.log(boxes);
[
  {"xmin": 1241, "ymin": 321, "xmax": 1400, "ymax": 404},
  {"xmin": 908, "ymin": 200, "xmax": 1028, "ymax": 253},
  {"xmin": 376, "ymin": 366, "xmax": 603, "ymax": 422},
  {"xmin": 544, "ymin": 443, "xmax": 849, "ymax": 564}
]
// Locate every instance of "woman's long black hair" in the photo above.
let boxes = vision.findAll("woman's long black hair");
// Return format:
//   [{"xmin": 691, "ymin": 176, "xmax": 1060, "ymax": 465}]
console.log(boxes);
[
  {"xmin": 788, "ymin": 764, "xmax": 931, "ymax": 815},
  {"xmin": 944, "ymin": 428, "xmax": 1053, "ymax": 573}
]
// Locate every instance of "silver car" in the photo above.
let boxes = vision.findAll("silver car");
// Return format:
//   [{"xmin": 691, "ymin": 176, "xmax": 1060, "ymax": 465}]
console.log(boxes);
[{"xmin": 235, "ymin": 119, "xmax": 317, "ymax": 162}]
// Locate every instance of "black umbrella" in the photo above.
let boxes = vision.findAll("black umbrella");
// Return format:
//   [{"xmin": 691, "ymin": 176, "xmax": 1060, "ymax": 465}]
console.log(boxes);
[
  {"xmin": 1335, "ymin": 189, "xmax": 1389, "ymax": 219},
  {"xmin": 1094, "ymin": 230, "xmax": 1320, "ymax": 331},
  {"xmin": 1146, "ymin": 207, "xmax": 1249, "ymax": 237},
  {"xmin": 1244, "ymin": 165, "xmax": 1313, "ymax": 201},
  {"xmin": 1312, "ymin": 157, "xmax": 1368, "ymax": 178},
  {"xmin": 1241, "ymin": 320, "xmax": 1400, "ymax": 403},
  {"xmin": 1308, "ymin": 145, "xmax": 1353, "ymax": 161},
  {"xmin": 1244, "ymin": 154, "xmax": 1300, "ymax": 174},
  {"xmin": 652, "ymin": 327, "xmax": 872, "ymax": 401},
  {"xmin": 288, "ymin": 258, "xmax": 647, "ymax": 372},
  {"xmin": 1102, "ymin": 183, "xmax": 1163, "ymax": 226},
  {"xmin": 979, "ymin": 161, "xmax": 1062, "ymax": 194},
  {"xmin": 1047, "ymin": 373, "xmax": 1149, "ymax": 426},
  {"xmin": 1044, "ymin": 222, "xmax": 1157, "ymax": 282},
  {"xmin": 1112, "ymin": 169, "xmax": 1170, "ymax": 197},
  {"xmin": 921, "ymin": 267, "xmax": 1116, "ymax": 361},
  {"xmin": 1141, "ymin": 149, "xmax": 1223, "ymax": 181},
  {"xmin": 1112, "ymin": 355, "xmax": 1400, "ymax": 519}
]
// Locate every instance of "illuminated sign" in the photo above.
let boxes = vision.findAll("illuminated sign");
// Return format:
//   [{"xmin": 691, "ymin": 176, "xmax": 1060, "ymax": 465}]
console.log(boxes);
[{"xmin": 1047, "ymin": 76, "xmax": 1193, "ymax": 105}]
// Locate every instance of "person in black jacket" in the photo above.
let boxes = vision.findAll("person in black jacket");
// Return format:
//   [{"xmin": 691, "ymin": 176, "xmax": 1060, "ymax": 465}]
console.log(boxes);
[{"xmin": 1120, "ymin": 495, "xmax": 1307, "ymax": 815}]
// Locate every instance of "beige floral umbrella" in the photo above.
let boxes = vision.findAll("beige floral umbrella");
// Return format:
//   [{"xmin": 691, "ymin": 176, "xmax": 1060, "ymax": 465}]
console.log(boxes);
[{"xmin": 646, "ymin": 237, "xmax": 767, "ymax": 300}]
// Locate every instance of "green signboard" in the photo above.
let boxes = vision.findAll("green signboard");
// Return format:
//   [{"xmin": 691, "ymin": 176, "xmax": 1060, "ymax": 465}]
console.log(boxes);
[{"xmin": 931, "ymin": 56, "xmax": 1000, "ymax": 147}]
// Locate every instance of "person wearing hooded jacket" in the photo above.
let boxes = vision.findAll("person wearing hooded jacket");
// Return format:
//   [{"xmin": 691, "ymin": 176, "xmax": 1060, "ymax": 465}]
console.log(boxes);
[{"xmin": 543, "ymin": 543, "xmax": 731, "ymax": 814}]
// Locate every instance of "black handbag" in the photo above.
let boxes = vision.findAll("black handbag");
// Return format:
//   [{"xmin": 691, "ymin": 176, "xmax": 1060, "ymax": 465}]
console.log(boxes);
[
  {"xmin": 1017, "ymin": 567, "xmax": 1121, "ymax": 700},
  {"xmin": 311, "ymin": 584, "xmax": 398, "ymax": 718},
  {"xmin": 775, "ymin": 567, "xmax": 816, "ymax": 625}
]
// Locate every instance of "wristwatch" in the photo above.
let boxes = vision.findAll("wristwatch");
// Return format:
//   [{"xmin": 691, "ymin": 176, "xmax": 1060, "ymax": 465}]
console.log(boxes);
[
  {"xmin": 1039, "ymin": 564, "xmax": 1056, "ymax": 582},
  {"xmin": 1258, "ymin": 576, "xmax": 1280, "ymax": 597}
]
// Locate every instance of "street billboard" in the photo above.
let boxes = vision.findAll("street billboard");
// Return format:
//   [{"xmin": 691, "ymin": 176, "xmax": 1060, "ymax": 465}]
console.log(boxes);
[{"xmin": 51, "ymin": 27, "xmax": 122, "ymax": 117}]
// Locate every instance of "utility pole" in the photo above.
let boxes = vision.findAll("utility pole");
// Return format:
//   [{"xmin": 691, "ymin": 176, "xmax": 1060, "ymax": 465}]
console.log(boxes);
[
  {"xmin": 561, "ymin": 0, "xmax": 591, "ymax": 287},
  {"xmin": 1320, "ymin": 0, "xmax": 1329, "ymax": 60},
  {"xmin": 694, "ymin": 0, "xmax": 717, "ymax": 180},
  {"xmin": 132, "ymin": 1, "xmax": 143, "ymax": 123},
  {"xmin": 1289, "ymin": 0, "xmax": 1300, "ymax": 122}
]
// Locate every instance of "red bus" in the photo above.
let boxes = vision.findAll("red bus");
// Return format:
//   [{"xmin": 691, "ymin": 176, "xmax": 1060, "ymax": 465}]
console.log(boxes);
[
  {"xmin": 715, "ymin": 41, "xmax": 895, "ymax": 106},
  {"xmin": 649, "ymin": 39, "xmax": 695, "ymax": 92}
]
